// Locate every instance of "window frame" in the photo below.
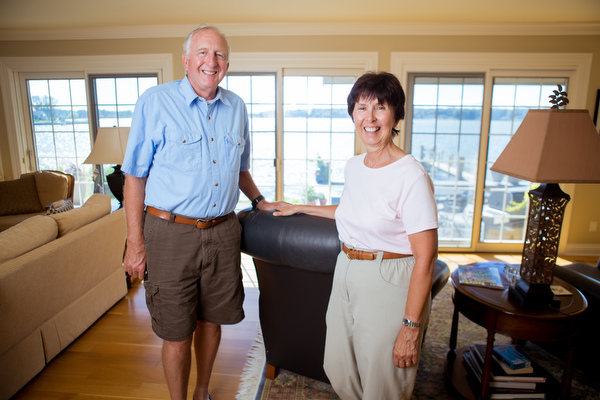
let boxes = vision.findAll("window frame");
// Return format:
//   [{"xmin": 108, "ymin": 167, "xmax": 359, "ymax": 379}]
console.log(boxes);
[
  {"xmin": 228, "ymin": 52, "xmax": 378, "ymax": 200},
  {"xmin": 0, "ymin": 54, "xmax": 173, "ymax": 177},
  {"xmin": 392, "ymin": 52, "xmax": 593, "ymax": 253}
]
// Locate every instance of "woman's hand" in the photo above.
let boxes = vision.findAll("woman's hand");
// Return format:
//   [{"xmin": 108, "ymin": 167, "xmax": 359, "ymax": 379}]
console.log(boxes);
[
  {"xmin": 257, "ymin": 200, "xmax": 291, "ymax": 211},
  {"xmin": 272, "ymin": 204, "xmax": 303, "ymax": 216},
  {"xmin": 393, "ymin": 326, "xmax": 420, "ymax": 368}
]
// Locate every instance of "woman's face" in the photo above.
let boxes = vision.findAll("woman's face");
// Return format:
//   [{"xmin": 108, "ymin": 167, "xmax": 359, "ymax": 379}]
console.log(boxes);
[{"xmin": 352, "ymin": 96, "xmax": 396, "ymax": 148}]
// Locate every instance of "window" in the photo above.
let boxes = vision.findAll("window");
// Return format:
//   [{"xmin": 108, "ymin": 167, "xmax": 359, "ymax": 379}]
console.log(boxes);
[
  {"xmin": 227, "ymin": 52, "xmax": 377, "ymax": 208},
  {"xmin": 222, "ymin": 74, "xmax": 277, "ymax": 210},
  {"xmin": 481, "ymin": 78, "xmax": 568, "ymax": 243},
  {"xmin": 394, "ymin": 52, "xmax": 591, "ymax": 250},
  {"xmin": 25, "ymin": 78, "xmax": 91, "ymax": 203},
  {"xmin": 89, "ymin": 76, "xmax": 158, "ymax": 202},
  {"xmin": 23, "ymin": 75, "xmax": 158, "ymax": 205},
  {"xmin": 1, "ymin": 54, "xmax": 171, "ymax": 204},
  {"xmin": 282, "ymin": 75, "xmax": 356, "ymax": 205},
  {"xmin": 92, "ymin": 76, "xmax": 158, "ymax": 128},
  {"xmin": 407, "ymin": 75, "xmax": 484, "ymax": 247}
]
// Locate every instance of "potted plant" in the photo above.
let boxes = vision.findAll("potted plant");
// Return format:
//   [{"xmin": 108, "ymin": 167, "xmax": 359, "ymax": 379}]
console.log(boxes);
[
  {"xmin": 315, "ymin": 156, "xmax": 330, "ymax": 185},
  {"xmin": 306, "ymin": 186, "xmax": 327, "ymax": 205}
]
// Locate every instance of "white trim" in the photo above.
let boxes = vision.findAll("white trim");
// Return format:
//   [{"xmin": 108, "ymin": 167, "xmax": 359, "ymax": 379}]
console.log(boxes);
[
  {"xmin": 1, "ymin": 21, "xmax": 599, "ymax": 41},
  {"xmin": 391, "ymin": 52, "xmax": 593, "ymax": 109},
  {"xmin": 0, "ymin": 54, "xmax": 173, "ymax": 178},
  {"xmin": 563, "ymin": 243, "xmax": 600, "ymax": 257},
  {"xmin": 228, "ymin": 52, "xmax": 378, "ymax": 73},
  {"xmin": 391, "ymin": 52, "xmax": 593, "ymax": 252}
]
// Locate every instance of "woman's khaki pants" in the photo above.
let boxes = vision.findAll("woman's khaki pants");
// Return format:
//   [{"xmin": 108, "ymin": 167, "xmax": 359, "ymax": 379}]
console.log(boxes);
[{"xmin": 324, "ymin": 251, "xmax": 430, "ymax": 400}]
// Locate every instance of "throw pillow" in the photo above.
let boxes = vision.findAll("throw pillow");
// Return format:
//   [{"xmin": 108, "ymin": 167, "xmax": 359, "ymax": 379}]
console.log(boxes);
[
  {"xmin": 30, "ymin": 171, "xmax": 70, "ymax": 207},
  {"xmin": 46, "ymin": 199, "xmax": 74, "ymax": 215},
  {"xmin": 0, "ymin": 175, "xmax": 44, "ymax": 216}
]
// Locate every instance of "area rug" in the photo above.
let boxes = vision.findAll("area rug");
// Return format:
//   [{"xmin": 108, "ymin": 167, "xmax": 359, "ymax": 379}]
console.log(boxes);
[{"xmin": 237, "ymin": 283, "xmax": 600, "ymax": 400}]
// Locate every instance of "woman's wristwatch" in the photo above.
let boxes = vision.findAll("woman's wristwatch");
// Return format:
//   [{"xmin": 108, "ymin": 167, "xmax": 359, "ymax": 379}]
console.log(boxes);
[
  {"xmin": 402, "ymin": 317, "xmax": 421, "ymax": 328},
  {"xmin": 252, "ymin": 195, "xmax": 265, "ymax": 210}
]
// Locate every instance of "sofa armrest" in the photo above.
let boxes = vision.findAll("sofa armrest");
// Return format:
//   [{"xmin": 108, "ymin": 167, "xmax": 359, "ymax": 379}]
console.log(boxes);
[{"xmin": 554, "ymin": 262, "xmax": 600, "ymax": 304}]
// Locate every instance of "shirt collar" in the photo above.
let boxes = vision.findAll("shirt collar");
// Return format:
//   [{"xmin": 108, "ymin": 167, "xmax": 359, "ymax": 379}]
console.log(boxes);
[{"xmin": 180, "ymin": 75, "xmax": 231, "ymax": 107}]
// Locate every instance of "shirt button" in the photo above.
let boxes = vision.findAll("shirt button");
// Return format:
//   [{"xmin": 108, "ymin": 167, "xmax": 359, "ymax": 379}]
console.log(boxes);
[
  {"xmin": 182, "ymin": 139, "xmax": 186, "ymax": 143},
  {"xmin": 207, "ymin": 116, "xmax": 211, "ymax": 120},
  {"xmin": 215, "ymin": 182, "xmax": 219, "ymax": 186},
  {"xmin": 210, "ymin": 138, "xmax": 214, "ymax": 141},
  {"xmin": 212, "ymin": 203, "xmax": 216, "ymax": 207},
  {"xmin": 213, "ymin": 160, "xmax": 217, "ymax": 164}
]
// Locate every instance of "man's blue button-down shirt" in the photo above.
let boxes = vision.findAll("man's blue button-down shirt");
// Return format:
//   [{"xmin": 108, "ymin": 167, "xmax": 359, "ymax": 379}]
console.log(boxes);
[{"xmin": 122, "ymin": 76, "xmax": 250, "ymax": 218}]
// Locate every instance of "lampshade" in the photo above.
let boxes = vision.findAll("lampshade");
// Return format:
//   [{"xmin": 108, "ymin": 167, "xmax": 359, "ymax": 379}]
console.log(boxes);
[
  {"xmin": 83, "ymin": 127, "xmax": 130, "ymax": 165},
  {"xmin": 490, "ymin": 109, "xmax": 600, "ymax": 183}
]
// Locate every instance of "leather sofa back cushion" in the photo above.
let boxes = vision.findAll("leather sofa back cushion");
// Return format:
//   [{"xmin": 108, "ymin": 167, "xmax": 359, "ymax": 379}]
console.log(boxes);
[
  {"xmin": 30, "ymin": 172, "xmax": 70, "ymax": 207},
  {"xmin": 0, "ymin": 175, "xmax": 43, "ymax": 216},
  {"xmin": 0, "ymin": 215, "xmax": 58, "ymax": 263},
  {"xmin": 50, "ymin": 194, "xmax": 111, "ymax": 237}
]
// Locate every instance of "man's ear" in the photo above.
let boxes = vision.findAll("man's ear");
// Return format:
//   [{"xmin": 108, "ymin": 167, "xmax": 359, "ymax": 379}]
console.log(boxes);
[{"xmin": 182, "ymin": 52, "xmax": 189, "ymax": 72}]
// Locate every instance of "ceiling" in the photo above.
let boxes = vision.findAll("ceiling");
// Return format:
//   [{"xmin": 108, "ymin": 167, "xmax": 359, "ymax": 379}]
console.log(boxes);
[{"xmin": 1, "ymin": 0, "xmax": 599, "ymax": 30}]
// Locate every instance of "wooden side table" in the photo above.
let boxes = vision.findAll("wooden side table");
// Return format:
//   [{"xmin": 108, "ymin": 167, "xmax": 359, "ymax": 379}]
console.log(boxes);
[{"xmin": 445, "ymin": 267, "xmax": 587, "ymax": 400}]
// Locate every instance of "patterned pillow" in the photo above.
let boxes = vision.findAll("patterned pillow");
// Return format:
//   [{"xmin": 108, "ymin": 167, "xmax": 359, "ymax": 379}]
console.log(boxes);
[{"xmin": 46, "ymin": 199, "xmax": 74, "ymax": 215}]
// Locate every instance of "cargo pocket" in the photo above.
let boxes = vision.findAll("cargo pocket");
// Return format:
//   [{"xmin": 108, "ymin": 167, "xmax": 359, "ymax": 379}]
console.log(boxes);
[{"xmin": 144, "ymin": 281, "xmax": 161, "ymax": 327}]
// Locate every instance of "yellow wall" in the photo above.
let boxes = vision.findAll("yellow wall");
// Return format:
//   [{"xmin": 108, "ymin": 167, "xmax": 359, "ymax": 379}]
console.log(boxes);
[{"xmin": 1, "ymin": 32, "xmax": 599, "ymax": 253}]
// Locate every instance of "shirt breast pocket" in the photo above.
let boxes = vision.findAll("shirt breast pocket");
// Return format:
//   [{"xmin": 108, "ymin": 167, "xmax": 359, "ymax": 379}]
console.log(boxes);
[
  {"xmin": 165, "ymin": 130, "xmax": 203, "ymax": 171},
  {"xmin": 225, "ymin": 133, "xmax": 246, "ymax": 173}
]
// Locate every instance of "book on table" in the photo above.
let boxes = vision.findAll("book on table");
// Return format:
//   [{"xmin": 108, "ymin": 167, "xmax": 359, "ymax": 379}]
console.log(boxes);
[
  {"xmin": 470, "ymin": 344, "xmax": 547, "ymax": 383},
  {"xmin": 493, "ymin": 345, "xmax": 532, "ymax": 370},
  {"xmin": 463, "ymin": 344, "xmax": 548, "ymax": 399},
  {"xmin": 457, "ymin": 262, "xmax": 505, "ymax": 289},
  {"xmin": 463, "ymin": 351, "xmax": 547, "ymax": 399}
]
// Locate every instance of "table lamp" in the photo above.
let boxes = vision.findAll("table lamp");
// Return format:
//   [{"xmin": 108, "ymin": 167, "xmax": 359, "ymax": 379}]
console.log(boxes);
[
  {"xmin": 83, "ymin": 127, "xmax": 129, "ymax": 208},
  {"xmin": 490, "ymin": 95, "xmax": 600, "ymax": 308}
]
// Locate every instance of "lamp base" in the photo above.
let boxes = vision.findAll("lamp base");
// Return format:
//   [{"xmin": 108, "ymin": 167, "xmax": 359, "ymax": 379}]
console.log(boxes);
[
  {"xmin": 106, "ymin": 164, "xmax": 125, "ymax": 208},
  {"xmin": 509, "ymin": 278, "xmax": 560, "ymax": 309}
]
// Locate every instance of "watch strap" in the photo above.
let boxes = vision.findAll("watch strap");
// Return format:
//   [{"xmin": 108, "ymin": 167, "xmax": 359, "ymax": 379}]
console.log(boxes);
[
  {"xmin": 252, "ymin": 195, "xmax": 265, "ymax": 210},
  {"xmin": 402, "ymin": 317, "xmax": 421, "ymax": 328}
]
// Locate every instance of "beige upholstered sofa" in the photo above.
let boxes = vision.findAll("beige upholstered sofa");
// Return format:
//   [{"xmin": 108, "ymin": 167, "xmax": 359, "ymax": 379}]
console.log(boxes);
[
  {"xmin": 0, "ymin": 194, "xmax": 127, "ymax": 399},
  {"xmin": 0, "ymin": 170, "xmax": 75, "ymax": 232}
]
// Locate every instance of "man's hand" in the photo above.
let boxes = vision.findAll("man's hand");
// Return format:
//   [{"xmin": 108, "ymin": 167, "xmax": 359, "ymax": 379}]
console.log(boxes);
[{"xmin": 123, "ymin": 240, "xmax": 147, "ymax": 281}]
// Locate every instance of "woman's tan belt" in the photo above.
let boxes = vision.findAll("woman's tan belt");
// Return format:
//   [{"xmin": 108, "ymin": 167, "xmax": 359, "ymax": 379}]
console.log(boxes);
[{"xmin": 342, "ymin": 244, "xmax": 412, "ymax": 260}]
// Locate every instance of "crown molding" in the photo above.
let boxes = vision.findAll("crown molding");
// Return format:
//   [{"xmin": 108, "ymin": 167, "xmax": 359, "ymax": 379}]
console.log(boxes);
[{"xmin": 1, "ymin": 21, "xmax": 599, "ymax": 41}]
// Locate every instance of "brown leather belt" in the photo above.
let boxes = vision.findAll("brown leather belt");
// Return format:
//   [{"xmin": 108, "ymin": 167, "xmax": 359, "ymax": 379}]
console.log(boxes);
[
  {"xmin": 146, "ymin": 206, "xmax": 232, "ymax": 229},
  {"xmin": 342, "ymin": 244, "xmax": 412, "ymax": 260}
]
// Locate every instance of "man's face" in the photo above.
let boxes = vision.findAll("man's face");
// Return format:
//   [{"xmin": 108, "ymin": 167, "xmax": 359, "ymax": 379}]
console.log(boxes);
[{"xmin": 182, "ymin": 29, "xmax": 229, "ymax": 100}]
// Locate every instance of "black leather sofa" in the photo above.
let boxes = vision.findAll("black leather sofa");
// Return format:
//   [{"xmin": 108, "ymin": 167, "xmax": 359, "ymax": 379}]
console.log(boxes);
[
  {"xmin": 552, "ymin": 258, "xmax": 600, "ymax": 374},
  {"xmin": 238, "ymin": 208, "xmax": 450, "ymax": 383}
]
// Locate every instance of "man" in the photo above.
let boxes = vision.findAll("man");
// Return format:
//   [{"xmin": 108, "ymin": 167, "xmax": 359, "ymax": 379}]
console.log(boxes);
[{"xmin": 122, "ymin": 25, "xmax": 285, "ymax": 400}]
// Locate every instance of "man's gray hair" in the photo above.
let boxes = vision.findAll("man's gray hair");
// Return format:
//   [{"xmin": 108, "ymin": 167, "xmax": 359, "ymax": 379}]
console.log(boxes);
[{"xmin": 183, "ymin": 25, "xmax": 231, "ymax": 59}]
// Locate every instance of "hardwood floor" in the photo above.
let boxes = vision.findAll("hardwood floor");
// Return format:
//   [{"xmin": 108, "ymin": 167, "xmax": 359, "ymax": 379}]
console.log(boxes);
[{"xmin": 11, "ymin": 253, "xmax": 597, "ymax": 399}]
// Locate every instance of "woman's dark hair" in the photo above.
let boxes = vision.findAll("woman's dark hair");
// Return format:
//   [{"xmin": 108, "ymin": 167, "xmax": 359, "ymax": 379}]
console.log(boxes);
[{"xmin": 347, "ymin": 71, "xmax": 406, "ymax": 135}]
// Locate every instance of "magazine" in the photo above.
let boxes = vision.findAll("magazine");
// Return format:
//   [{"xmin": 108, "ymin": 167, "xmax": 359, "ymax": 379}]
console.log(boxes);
[{"xmin": 458, "ymin": 262, "xmax": 505, "ymax": 289}]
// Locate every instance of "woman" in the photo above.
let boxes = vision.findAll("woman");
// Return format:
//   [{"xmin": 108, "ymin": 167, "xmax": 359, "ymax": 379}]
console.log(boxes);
[{"xmin": 274, "ymin": 71, "xmax": 438, "ymax": 399}]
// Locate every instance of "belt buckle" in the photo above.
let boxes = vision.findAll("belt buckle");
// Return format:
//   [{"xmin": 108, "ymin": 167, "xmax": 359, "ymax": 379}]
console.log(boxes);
[{"xmin": 345, "ymin": 246, "xmax": 357, "ymax": 260}]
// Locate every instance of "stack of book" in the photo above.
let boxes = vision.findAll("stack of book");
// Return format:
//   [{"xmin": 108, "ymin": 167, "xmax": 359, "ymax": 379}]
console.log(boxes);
[{"xmin": 463, "ymin": 344, "xmax": 549, "ymax": 399}]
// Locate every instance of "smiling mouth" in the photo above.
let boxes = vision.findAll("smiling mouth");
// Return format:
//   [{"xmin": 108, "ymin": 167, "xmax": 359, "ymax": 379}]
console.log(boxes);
[
  {"xmin": 202, "ymin": 70, "xmax": 218, "ymax": 75},
  {"xmin": 364, "ymin": 127, "xmax": 380, "ymax": 133}
]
